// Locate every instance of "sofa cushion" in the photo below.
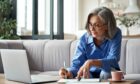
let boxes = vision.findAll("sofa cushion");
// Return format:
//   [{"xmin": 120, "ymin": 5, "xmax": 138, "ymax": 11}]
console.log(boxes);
[
  {"xmin": 0, "ymin": 41, "xmax": 8, "ymax": 49},
  {"xmin": 0, "ymin": 41, "xmax": 8, "ymax": 73},
  {"xmin": 70, "ymin": 40, "xmax": 78, "ymax": 63},
  {"xmin": 6, "ymin": 40, "xmax": 23, "ymax": 49},
  {"xmin": 39, "ymin": 71, "xmax": 59, "ymax": 76},
  {"xmin": 43, "ymin": 40, "xmax": 72, "ymax": 71},
  {"xmin": 124, "ymin": 74, "xmax": 140, "ymax": 84},
  {"xmin": 31, "ymin": 70, "xmax": 59, "ymax": 76},
  {"xmin": 126, "ymin": 39, "xmax": 140, "ymax": 74},
  {"xmin": 0, "ymin": 40, "xmax": 24, "ymax": 73},
  {"xmin": 119, "ymin": 39, "xmax": 127, "ymax": 73},
  {"xmin": 23, "ymin": 40, "xmax": 47, "ymax": 71},
  {"xmin": 124, "ymin": 74, "xmax": 140, "ymax": 80}
]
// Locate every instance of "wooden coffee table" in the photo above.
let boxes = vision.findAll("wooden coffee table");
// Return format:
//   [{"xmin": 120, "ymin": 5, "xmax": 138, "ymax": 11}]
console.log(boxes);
[
  {"xmin": 109, "ymin": 80, "xmax": 136, "ymax": 84},
  {"xmin": 0, "ymin": 73, "xmax": 136, "ymax": 84}
]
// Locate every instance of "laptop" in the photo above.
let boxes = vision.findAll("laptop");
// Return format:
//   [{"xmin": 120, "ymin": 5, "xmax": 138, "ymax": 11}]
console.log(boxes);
[{"xmin": 0, "ymin": 49, "xmax": 59, "ymax": 84}]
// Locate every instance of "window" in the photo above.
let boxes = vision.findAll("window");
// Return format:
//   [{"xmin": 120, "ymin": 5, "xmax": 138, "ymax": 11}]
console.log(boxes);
[
  {"xmin": 17, "ymin": 0, "xmax": 64, "ymax": 39},
  {"xmin": 64, "ymin": 0, "xmax": 78, "ymax": 34}
]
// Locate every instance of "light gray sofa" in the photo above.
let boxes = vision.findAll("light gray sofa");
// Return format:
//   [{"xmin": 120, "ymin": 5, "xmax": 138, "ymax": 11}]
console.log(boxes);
[{"xmin": 0, "ymin": 39, "xmax": 140, "ymax": 83}]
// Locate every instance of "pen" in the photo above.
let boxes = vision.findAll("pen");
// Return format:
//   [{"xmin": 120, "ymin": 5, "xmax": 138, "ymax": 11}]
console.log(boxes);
[
  {"xmin": 78, "ymin": 76, "xmax": 81, "ymax": 81},
  {"xmin": 78, "ymin": 69, "xmax": 85, "ymax": 81}
]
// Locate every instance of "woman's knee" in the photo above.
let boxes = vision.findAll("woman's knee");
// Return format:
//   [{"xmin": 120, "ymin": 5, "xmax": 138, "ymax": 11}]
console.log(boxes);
[{"xmin": 100, "ymin": 70, "xmax": 111, "ymax": 80}]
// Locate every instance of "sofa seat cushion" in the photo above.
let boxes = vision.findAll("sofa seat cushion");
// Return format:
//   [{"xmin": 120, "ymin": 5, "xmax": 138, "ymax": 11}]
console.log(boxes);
[
  {"xmin": 39, "ymin": 71, "xmax": 59, "ymax": 76},
  {"xmin": 43, "ymin": 40, "xmax": 72, "ymax": 71},
  {"xmin": 119, "ymin": 39, "xmax": 127, "ymax": 73},
  {"xmin": 31, "ymin": 71, "xmax": 59, "ymax": 76},
  {"xmin": 124, "ymin": 74, "xmax": 140, "ymax": 84},
  {"xmin": 23, "ymin": 40, "xmax": 47, "ymax": 71},
  {"xmin": 124, "ymin": 74, "xmax": 140, "ymax": 80},
  {"xmin": 126, "ymin": 39, "xmax": 140, "ymax": 74}
]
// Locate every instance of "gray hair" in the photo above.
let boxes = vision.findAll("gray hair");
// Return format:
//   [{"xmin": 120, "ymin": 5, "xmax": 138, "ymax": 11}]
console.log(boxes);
[{"xmin": 85, "ymin": 7, "xmax": 117, "ymax": 39}]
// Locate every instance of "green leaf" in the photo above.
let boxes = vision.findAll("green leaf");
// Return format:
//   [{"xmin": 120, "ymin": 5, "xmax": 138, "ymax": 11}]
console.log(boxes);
[{"xmin": 0, "ymin": 0, "xmax": 20, "ymax": 39}]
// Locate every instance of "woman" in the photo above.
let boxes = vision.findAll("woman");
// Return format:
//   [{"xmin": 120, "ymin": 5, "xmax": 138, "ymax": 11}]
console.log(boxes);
[{"xmin": 59, "ymin": 7, "xmax": 122, "ymax": 79}]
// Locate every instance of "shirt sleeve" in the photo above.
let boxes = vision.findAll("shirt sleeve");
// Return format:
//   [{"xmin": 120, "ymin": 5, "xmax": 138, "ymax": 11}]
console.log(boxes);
[
  {"xmin": 67, "ymin": 33, "xmax": 88, "ymax": 78},
  {"xmin": 101, "ymin": 29, "xmax": 122, "ymax": 72}
]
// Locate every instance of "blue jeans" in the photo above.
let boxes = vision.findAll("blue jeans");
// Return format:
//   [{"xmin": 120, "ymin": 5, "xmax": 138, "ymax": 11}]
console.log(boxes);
[
  {"xmin": 90, "ymin": 69, "xmax": 111, "ymax": 79},
  {"xmin": 99, "ymin": 70, "xmax": 111, "ymax": 80}
]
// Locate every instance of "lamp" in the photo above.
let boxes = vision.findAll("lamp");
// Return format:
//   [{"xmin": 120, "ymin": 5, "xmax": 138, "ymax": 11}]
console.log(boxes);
[{"xmin": 124, "ymin": 0, "xmax": 140, "ymax": 14}]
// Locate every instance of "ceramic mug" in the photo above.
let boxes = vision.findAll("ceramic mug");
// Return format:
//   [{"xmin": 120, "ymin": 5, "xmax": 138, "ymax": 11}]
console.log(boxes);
[{"xmin": 111, "ymin": 71, "xmax": 124, "ymax": 81}]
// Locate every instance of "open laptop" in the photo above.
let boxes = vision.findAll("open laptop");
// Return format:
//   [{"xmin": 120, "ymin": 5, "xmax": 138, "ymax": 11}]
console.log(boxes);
[{"xmin": 0, "ymin": 49, "xmax": 59, "ymax": 84}]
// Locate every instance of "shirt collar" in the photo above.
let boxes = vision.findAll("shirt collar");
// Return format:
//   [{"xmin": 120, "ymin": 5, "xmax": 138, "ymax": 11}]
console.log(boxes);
[
  {"xmin": 87, "ymin": 34, "xmax": 94, "ymax": 44},
  {"xmin": 87, "ymin": 34, "xmax": 108, "ymax": 44}
]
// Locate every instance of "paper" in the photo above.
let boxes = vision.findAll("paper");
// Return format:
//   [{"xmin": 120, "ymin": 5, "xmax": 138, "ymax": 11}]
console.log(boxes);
[{"xmin": 58, "ymin": 79, "xmax": 110, "ymax": 84}]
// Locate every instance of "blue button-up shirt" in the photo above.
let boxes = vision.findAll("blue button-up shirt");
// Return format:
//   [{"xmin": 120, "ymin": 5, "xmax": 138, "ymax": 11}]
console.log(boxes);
[{"xmin": 68, "ymin": 28, "xmax": 122, "ymax": 77}]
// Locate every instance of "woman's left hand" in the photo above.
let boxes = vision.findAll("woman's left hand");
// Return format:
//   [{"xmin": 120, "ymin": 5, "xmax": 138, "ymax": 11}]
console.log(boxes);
[{"xmin": 76, "ymin": 59, "xmax": 93, "ymax": 79}]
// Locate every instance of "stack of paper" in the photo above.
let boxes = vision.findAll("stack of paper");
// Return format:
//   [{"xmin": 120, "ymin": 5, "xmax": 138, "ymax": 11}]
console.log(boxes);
[{"xmin": 58, "ymin": 79, "xmax": 110, "ymax": 84}]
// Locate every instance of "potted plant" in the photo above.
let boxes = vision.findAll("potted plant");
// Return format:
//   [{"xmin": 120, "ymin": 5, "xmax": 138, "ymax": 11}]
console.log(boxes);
[
  {"xmin": 116, "ymin": 14, "xmax": 140, "ymax": 35},
  {"xmin": 0, "ymin": 0, "xmax": 20, "ymax": 39}
]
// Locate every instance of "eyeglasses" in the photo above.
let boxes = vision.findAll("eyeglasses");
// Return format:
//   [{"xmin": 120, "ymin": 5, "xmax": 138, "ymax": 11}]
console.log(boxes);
[{"xmin": 88, "ymin": 23, "xmax": 106, "ymax": 31}]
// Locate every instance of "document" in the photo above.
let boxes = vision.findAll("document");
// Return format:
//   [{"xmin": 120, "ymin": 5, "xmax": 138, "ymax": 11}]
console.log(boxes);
[{"xmin": 58, "ymin": 79, "xmax": 110, "ymax": 84}]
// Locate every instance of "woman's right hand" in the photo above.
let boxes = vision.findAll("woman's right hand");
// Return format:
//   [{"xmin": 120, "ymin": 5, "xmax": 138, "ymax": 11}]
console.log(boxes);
[{"xmin": 59, "ymin": 67, "xmax": 73, "ymax": 79}]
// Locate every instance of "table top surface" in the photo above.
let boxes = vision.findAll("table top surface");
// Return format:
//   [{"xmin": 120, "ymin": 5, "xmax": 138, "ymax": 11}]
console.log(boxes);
[{"xmin": 0, "ymin": 73, "xmax": 136, "ymax": 84}]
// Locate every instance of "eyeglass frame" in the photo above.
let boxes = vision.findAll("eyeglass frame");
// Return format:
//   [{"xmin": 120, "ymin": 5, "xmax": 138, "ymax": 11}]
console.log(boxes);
[{"xmin": 88, "ymin": 22, "xmax": 107, "ymax": 31}]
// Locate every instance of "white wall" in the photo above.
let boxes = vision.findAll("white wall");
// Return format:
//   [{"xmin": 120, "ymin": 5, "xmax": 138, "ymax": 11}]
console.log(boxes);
[
  {"xmin": 78, "ymin": 0, "xmax": 138, "ymax": 30},
  {"xmin": 77, "ymin": 0, "xmax": 140, "ymax": 37},
  {"xmin": 64, "ymin": 0, "xmax": 140, "ymax": 39},
  {"xmin": 78, "ymin": 0, "xmax": 99, "ymax": 30}
]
